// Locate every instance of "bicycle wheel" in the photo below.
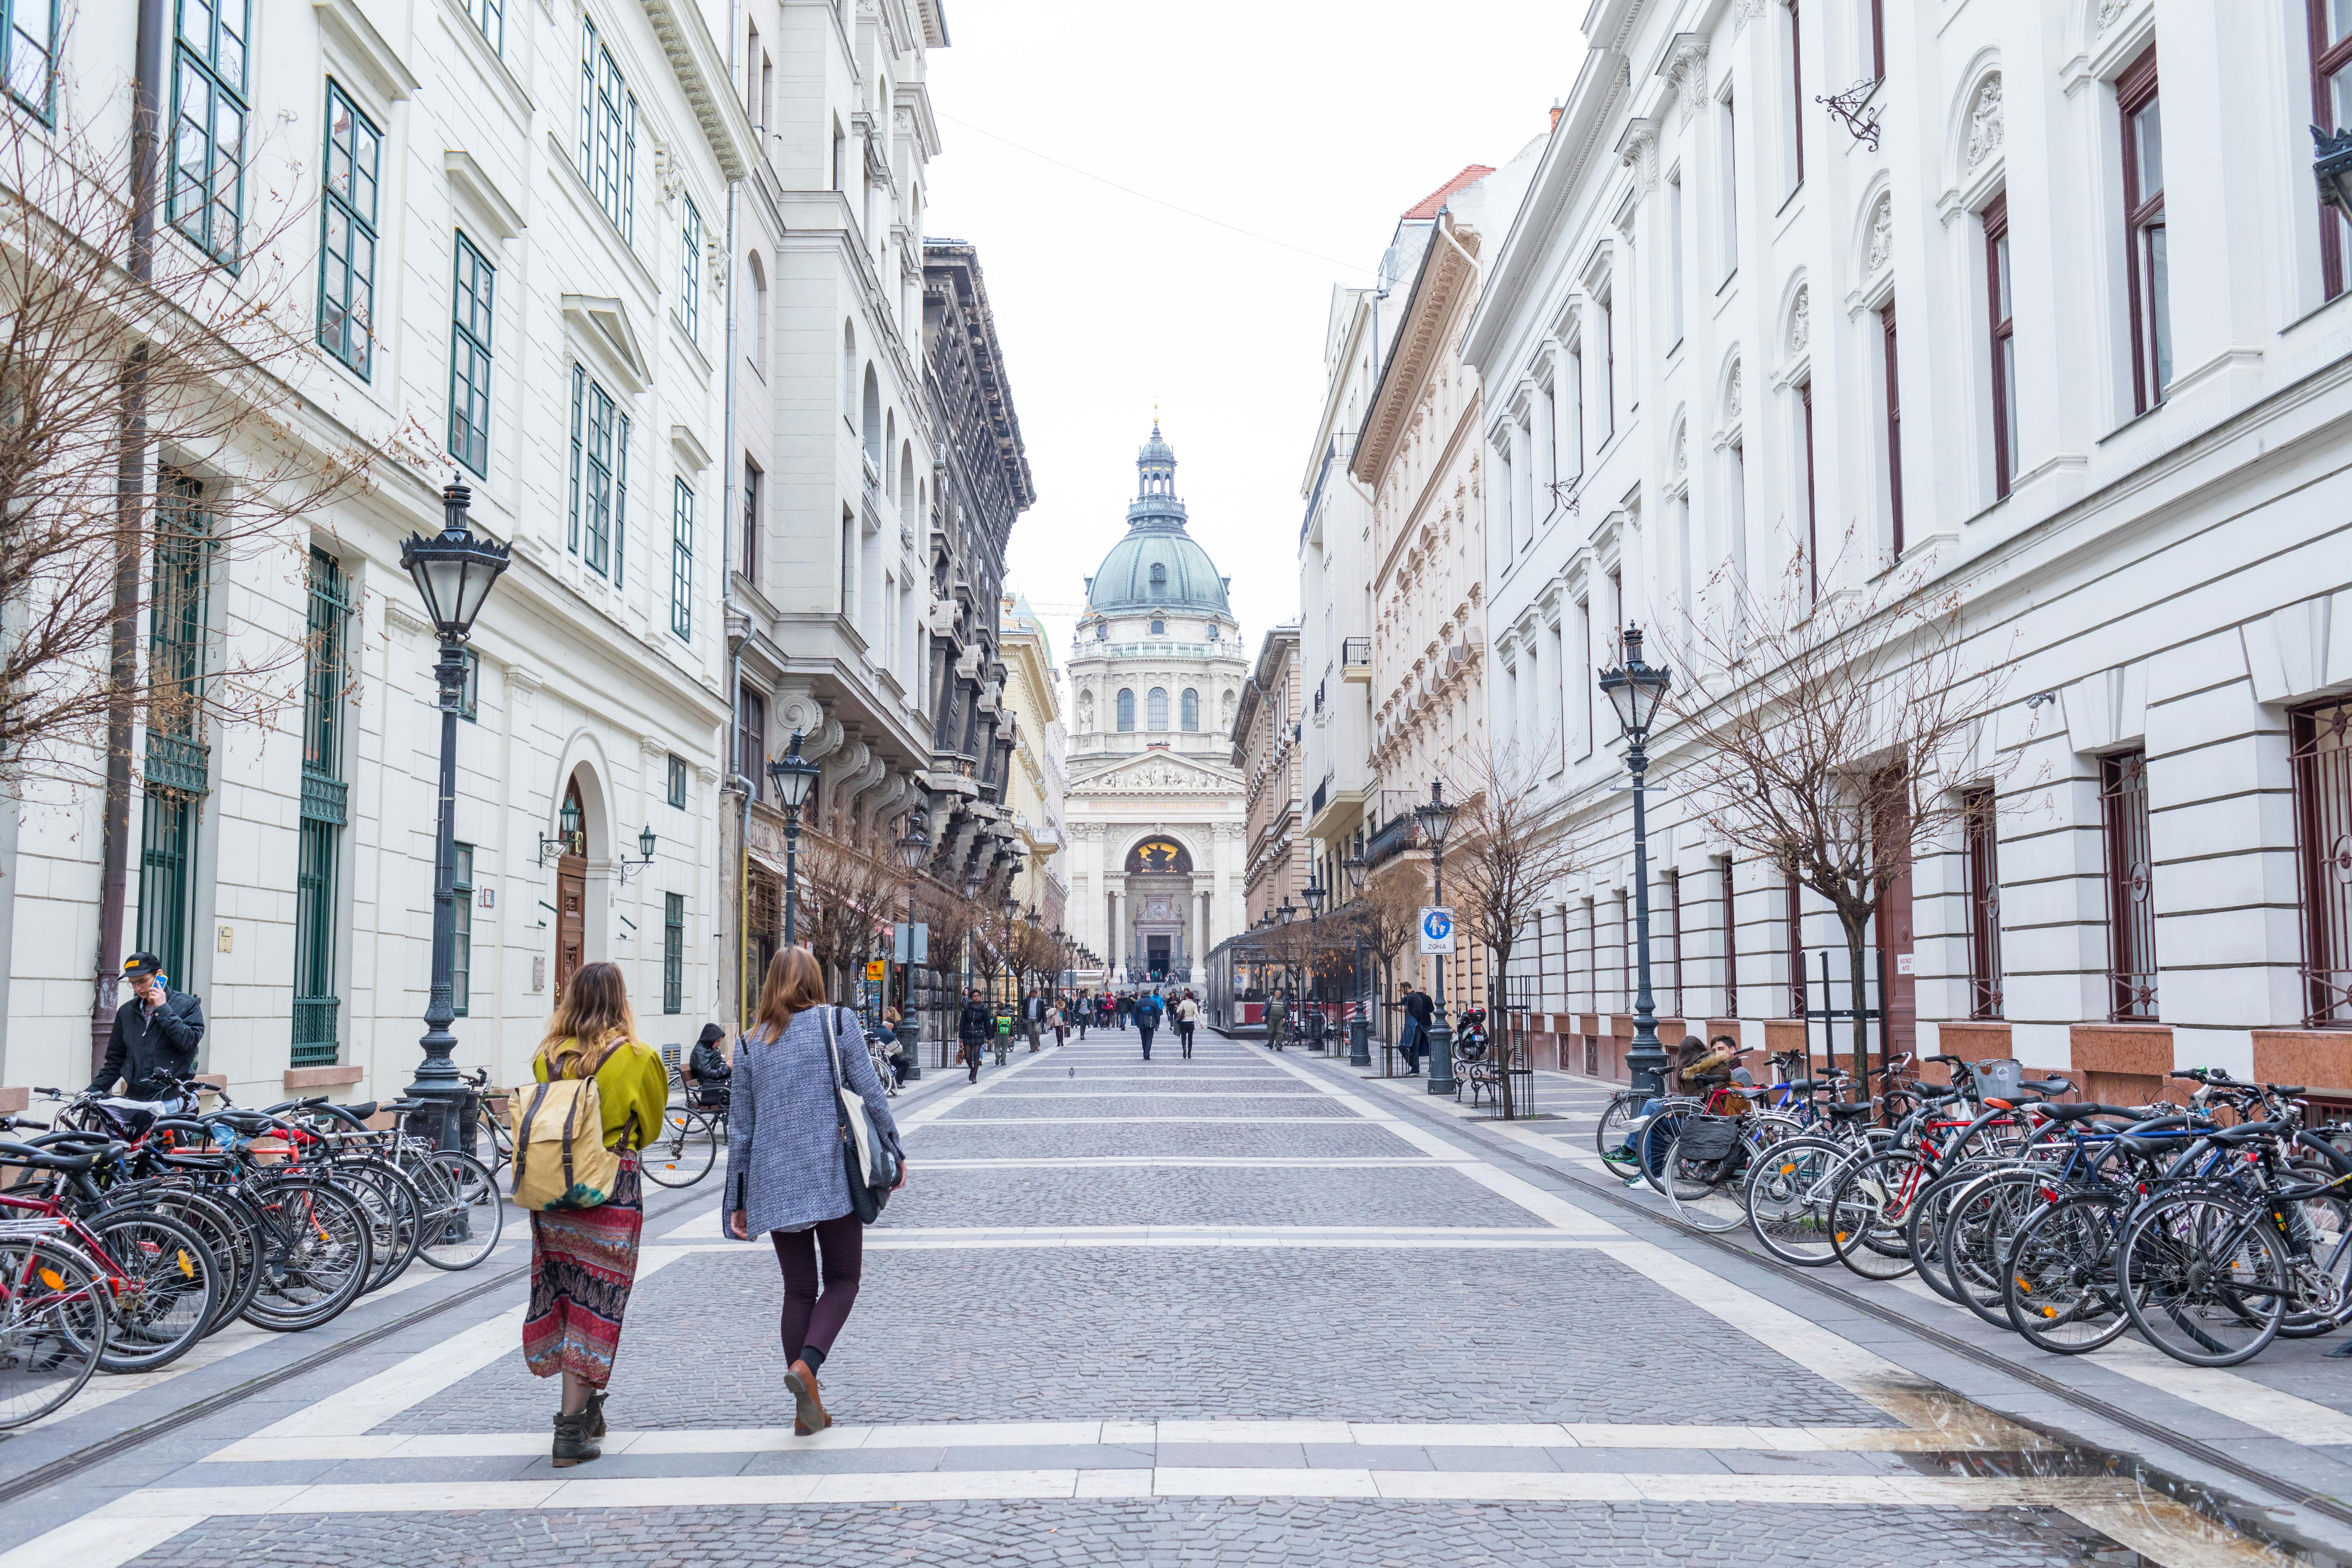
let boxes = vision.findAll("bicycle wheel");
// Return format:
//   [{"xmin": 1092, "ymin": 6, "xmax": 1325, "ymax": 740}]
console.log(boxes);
[
  {"xmin": 411, "ymin": 1150, "xmax": 503, "ymax": 1271},
  {"xmin": 643, "ymin": 1110, "xmax": 718, "ymax": 1189},
  {"xmin": 2277, "ymin": 1171, "xmax": 2352, "ymax": 1339},
  {"xmin": 333, "ymin": 1156, "xmax": 423, "ymax": 1294},
  {"xmin": 1662, "ymin": 1128, "xmax": 1756, "ymax": 1233},
  {"xmin": 1904, "ymin": 1166, "xmax": 2004, "ymax": 1303},
  {"xmin": 87, "ymin": 1209, "xmax": 221, "ymax": 1373},
  {"xmin": 1943, "ymin": 1169, "xmax": 2055, "ymax": 1329},
  {"xmin": 0, "ymin": 1236, "xmax": 108, "ymax": 1429},
  {"xmin": 241, "ymin": 1176, "xmax": 374, "ymax": 1331},
  {"xmin": 1594, "ymin": 1097, "xmax": 1642, "ymax": 1180},
  {"xmin": 2121, "ymin": 1189, "xmax": 2288, "ymax": 1367},
  {"xmin": 1746, "ymin": 1137, "xmax": 1860, "ymax": 1266},
  {"xmin": 2005, "ymin": 1188, "xmax": 2136, "ymax": 1354},
  {"xmin": 1828, "ymin": 1150, "xmax": 1927, "ymax": 1281}
]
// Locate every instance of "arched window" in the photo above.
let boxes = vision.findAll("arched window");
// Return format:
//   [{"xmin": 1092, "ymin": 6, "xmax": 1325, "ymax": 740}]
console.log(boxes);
[
  {"xmin": 900, "ymin": 442, "xmax": 917, "ymax": 528},
  {"xmin": 1148, "ymin": 562, "xmax": 1167, "ymax": 598},
  {"xmin": 1181, "ymin": 688, "xmax": 1199, "ymax": 730},
  {"xmin": 861, "ymin": 365, "xmax": 881, "ymax": 468},
  {"xmin": 883, "ymin": 411, "xmax": 896, "ymax": 495},
  {"xmin": 1148, "ymin": 687, "xmax": 1169, "ymax": 730},
  {"xmin": 747, "ymin": 253, "xmax": 769, "ymax": 376},
  {"xmin": 1116, "ymin": 688, "xmax": 1135, "ymax": 730}
]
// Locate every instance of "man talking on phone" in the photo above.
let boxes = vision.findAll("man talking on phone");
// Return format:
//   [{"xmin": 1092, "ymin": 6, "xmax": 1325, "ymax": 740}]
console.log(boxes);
[{"xmin": 90, "ymin": 951, "xmax": 205, "ymax": 1099}]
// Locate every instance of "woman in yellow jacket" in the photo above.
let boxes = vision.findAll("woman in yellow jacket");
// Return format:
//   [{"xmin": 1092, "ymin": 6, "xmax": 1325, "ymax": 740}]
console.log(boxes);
[{"xmin": 522, "ymin": 961, "xmax": 670, "ymax": 1468}]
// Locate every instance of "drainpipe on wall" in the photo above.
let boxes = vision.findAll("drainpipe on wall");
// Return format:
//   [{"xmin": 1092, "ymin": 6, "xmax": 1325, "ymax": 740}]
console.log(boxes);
[
  {"xmin": 90, "ymin": 0, "xmax": 172, "ymax": 1074},
  {"xmin": 721, "ymin": 0, "xmax": 747, "ymax": 1032}
]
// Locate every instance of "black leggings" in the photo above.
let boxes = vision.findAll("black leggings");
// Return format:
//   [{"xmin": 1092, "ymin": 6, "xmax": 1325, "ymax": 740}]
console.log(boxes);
[{"xmin": 772, "ymin": 1215, "xmax": 863, "ymax": 1371}]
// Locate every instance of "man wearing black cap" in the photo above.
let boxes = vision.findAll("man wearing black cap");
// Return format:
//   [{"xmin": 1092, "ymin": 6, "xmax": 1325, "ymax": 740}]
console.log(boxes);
[{"xmin": 90, "ymin": 952, "xmax": 205, "ymax": 1099}]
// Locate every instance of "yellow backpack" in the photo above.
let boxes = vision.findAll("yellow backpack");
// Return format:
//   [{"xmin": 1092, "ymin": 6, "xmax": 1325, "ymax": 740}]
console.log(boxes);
[{"xmin": 510, "ymin": 1040, "xmax": 623, "ymax": 1211}]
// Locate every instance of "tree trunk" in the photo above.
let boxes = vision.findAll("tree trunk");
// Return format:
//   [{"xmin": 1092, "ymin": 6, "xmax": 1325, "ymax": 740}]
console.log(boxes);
[
  {"xmin": 1841, "ymin": 910, "xmax": 1871, "ymax": 1094},
  {"xmin": 1491, "ymin": 947, "xmax": 1513, "ymax": 1119}
]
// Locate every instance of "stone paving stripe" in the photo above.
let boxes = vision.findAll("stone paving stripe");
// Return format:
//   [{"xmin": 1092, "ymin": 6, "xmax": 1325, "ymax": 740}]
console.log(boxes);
[
  {"xmin": 913, "ymin": 1157, "xmax": 1467, "ymax": 1168},
  {"xmin": 203, "ymin": 1418, "xmax": 1993, "ymax": 1464},
  {"xmin": 909, "ymin": 1116, "xmax": 1379, "ymax": 1125}
]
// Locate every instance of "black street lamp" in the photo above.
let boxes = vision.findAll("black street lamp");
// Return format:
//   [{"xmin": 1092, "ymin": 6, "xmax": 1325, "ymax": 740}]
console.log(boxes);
[
  {"xmin": 891, "ymin": 808, "xmax": 929, "ymax": 1079},
  {"xmin": 1415, "ymin": 779, "xmax": 1460, "ymax": 1097},
  {"xmin": 1341, "ymin": 850, "xmax": 1371, "ymax": 1067},
  {"xmin": 398, "ymin": 480, "xmax": 509, "ymax": 1153},
  {"xmin": 765, "ymin": 731, "xmax": 820, "ymax": 945},
  {"xmin": 1598, "ymin": 623, "xmax": 1674, "ymax": 1098},
  {"xmin": 1300, "ymin": 876, "xmax": 1327, "ymax": 1051}
]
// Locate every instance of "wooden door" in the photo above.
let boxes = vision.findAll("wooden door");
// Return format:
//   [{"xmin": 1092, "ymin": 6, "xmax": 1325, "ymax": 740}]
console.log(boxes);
[{"xmin": 557, "ymin": 856, "xmax": 586, "ymax": 995}]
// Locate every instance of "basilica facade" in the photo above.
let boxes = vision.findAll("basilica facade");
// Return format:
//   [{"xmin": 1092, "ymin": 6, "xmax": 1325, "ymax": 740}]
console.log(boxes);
[{"xmin": 1063, "ymin": 427, "xmax": 1249, "ymax": 984}]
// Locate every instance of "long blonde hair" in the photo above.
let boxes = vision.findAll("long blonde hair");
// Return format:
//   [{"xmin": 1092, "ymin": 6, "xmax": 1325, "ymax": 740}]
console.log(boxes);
[
  {"xmin": 537, "ymin": 961, "xmax": 640, "ymax": 1076},
  {"xmin": 751, "ymin": 947, "xmax": 828, "ymax": 1041}
]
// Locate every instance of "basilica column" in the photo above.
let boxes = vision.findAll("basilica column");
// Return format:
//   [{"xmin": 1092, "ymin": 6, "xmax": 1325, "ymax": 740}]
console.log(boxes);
[{"xmin": 1110, "ymin": 879, "xmax": 1127, "ymax": 979}]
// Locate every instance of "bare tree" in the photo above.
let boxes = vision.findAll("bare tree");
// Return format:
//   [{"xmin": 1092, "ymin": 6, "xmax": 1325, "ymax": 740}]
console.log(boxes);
[
  {"xmin": 1339, "ymin": 858, "xmax": 1424, "ymax": 1045},
  {"xmin": 797, "ymin": 832, "xmax": 897, "ymax": 996},
  {"xmin": 0, "ymin": 91, "xmax": 401, "ymax": 789},
  {"xmin": 1659, "ymin": 548, "xmax": 2015, "ymax": 1088},
  {"xmin": 1447, "ymin": 741, "xmax": 1590, "ymax": 1115}
]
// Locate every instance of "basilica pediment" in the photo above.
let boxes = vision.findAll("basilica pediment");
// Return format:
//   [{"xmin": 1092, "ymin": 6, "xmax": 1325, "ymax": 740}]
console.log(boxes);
[{"xmin": 1072, "ymin": 750, "xmax": 1242, "ymax": 794}]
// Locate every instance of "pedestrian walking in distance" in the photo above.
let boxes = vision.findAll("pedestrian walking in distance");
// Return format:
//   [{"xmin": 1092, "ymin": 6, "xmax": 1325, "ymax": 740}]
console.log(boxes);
[
  {"xmin": 1049, "ymin": 998, "xmax": 1069, "ymax": 1048},
  {"xmin": 1073, "ymin": 994, "xmax": 1089, "ymax": 1040},
  {"xmin": 1174, "ymin": 989, "xmax": 1199, "ymax": 1059},
  {"xmin": 1135, "ymin": 988, "xmax": 1165, "ymax": 1060},
  {"xmin": 1116, "ymin": 992, "xmax": 1134, "ymax": 1031},
  {"xmin": 1263, "ymin": 989, "xmax": 1288, "ymax": 1052},
  {"xmin": 957, "ymin": 987, "xmax": 992, "ymax": 1082},
  {"xmin": 1399, "ymin": 983, "xmax": 1434, "ymax": 1076},
  {"xmin": 522, "ymin": 962, "xmax": 671, "ymax": 1469},
  {"xmin": 727, "ymin": 947, "xmax": 906, "ymax": 1436},
  {"xmin": 1023, "ymin": 988, "xmax": 1046, "ymax": 1052}
]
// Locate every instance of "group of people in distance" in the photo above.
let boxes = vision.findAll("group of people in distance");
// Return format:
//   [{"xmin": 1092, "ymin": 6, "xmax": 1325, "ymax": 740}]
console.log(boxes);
[{"xmin": 950, "ymin": 986, "xmax": 1203, "ymax": 1076}]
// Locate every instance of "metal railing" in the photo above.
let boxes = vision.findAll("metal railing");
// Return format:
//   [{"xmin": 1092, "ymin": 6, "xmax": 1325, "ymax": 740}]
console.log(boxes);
[{"xmin": 1342, "ymin": 636, "xmax": 1371, "ymax": 667}]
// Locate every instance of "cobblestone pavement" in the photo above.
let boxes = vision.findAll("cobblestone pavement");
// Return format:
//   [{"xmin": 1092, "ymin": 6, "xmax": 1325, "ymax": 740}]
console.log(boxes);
[{"xmin": 8, "ymin": 1033, "xmax": 2323, "ymax": 1567}]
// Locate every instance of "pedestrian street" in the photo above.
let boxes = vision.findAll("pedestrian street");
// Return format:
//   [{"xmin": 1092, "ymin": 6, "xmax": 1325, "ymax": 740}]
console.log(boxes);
[{"xmin": 0, "ymin": 1031, "xmax": 2306, "ymax": 1567}]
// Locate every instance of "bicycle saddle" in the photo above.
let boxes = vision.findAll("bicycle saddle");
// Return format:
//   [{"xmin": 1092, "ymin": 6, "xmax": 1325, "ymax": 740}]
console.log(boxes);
[
  {"xmin": 205, "ymin": 1109, "xmax": 287, "ymax": 1135},
  {"xmin": 2037, "ymin": 1101, "xmax": 2135, "ymax": 1122},
  {"xmin": 1825, "ymin": 1101, "xmax": 1875, "ymax": 1118},
  {"xmin": 335, "ymin": 1102, "xmax": 380, "ymax": 1121},
  {"xmin": 2019, "ymin": 1077, "xmax": 2075, "ymax": 1097}
]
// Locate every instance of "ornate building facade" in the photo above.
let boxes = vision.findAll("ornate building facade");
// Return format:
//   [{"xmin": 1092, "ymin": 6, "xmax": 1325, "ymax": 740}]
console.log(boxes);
[{"xmin": 1063, "ymin": 427, "xmax": 1248, "ymax": 983}]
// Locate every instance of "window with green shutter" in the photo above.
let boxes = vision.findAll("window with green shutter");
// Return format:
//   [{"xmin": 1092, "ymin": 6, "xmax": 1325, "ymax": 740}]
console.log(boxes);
[
  {"xmin": 663, "ymin": 891, "xmax": 684, "ymax": 1014},
  {"xmin": 139, "ymin": 473, "xmax": 212, "ymax": 985},
  {"xmin": 317, "ymin": 82, "xmax": 380, "ymax": 376},
  {"xmin": 169, "ymin": 0, "xmax": 246, "ymax": 264},
  {"xmin": 670, "ymin": 476, "xmax": 693, "ymax": 640},
  {"xmin": 665, "ymin": 753, "xmax": 686, "ymax": 809},
  {"xmin": 452, "ymin": 842, "xmax": 474, "ymax": 1017},
  {"xmin": 568, "ymin": 366, "xmax": 627, "ymax": 580},
  {"xmin": 449, "ymin": 232, "xmax": 494, "ymax": 474},
  {"xmin": 293, "ymin": 548, "xmax": 349, "ymax": 1065}
]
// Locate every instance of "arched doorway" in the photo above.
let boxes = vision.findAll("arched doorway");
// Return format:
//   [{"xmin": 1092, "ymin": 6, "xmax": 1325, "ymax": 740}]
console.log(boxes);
[
  {"xmin": 555, "ymin": 777, "xmax": 588, "ymax": 994},
  {"xmin": 1124, "ymin": 834, "xmax": 1196, "ymax": 982}
]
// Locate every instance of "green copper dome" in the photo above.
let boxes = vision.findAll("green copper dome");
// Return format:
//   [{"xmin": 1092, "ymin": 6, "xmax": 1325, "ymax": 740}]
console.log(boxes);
[{"xmin": 1084, "ymin": 424, "xmax": 1231, "ymax": 616}]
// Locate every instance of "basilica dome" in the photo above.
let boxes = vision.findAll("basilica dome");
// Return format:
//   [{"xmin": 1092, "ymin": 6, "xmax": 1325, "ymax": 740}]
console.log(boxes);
[{"xmin": 1084, "ymin": 424, "xmax": 1231, "ymax": 616}]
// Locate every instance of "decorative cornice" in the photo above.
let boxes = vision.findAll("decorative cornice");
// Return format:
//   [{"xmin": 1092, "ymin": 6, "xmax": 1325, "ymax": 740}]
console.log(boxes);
[{"xmin": 637, "ymin": 0, "xmax": 750, "ymax": 182}]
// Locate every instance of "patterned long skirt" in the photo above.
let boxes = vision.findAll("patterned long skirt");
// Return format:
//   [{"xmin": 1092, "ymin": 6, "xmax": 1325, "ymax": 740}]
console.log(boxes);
[{"xmin": 522, "ymin": 1155, "xmax": 642, "ymax": 1386}]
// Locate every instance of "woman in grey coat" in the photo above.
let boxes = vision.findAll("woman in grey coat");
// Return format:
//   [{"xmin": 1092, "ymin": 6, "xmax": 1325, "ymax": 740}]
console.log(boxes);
[{"xmin": 726, "ymin": 948, "xmax": 905, "ymax": 1434}]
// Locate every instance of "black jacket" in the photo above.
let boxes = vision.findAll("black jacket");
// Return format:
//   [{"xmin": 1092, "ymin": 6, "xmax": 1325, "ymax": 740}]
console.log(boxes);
[
  {"xmin": 688, "ymin": 1040, "xmax": 732, "ymax": 1084},
  {"xmin": 958, "ymin": 1000, "xmax": 994, "ymax": 1044},
  {"xmin": 1024, "ymin": 995, "xmax": 1045, "ymax": 1022},
  {"xmin": 1402, "ymin": 991, "xmax": 1435, "ymax": 1027},
  {"xmin": 92, "ymin": 987, "xmax": 205, "ymax": 1098}
]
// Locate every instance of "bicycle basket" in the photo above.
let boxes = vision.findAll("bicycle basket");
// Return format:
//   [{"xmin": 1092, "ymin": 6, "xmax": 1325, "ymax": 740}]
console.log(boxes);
[
  {"xmin": 1971, "ymin": 1059, "xmax": 2024, "ymax": 1101},
  {"xmin": 1674, "ymin": 1115, "xmax": 1742, "ymax": 1164}
]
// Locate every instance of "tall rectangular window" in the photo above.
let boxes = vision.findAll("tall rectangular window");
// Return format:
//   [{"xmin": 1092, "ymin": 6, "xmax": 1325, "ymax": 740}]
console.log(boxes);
[
  {"xmin": 1786, "ymin": 0, "xmax": 1805, "ymax": 189},
  {"xmin": 2118, "ymin": 47, "xmax": 2168, "ymax": 414},
  {"xmin": 2292, "ymin": 701, "xmax": 2352, "ymax": 1026},
  {"xmin": 170, "ymin": 0, "xmax": 247, "ymax": 263},
  {"xmin": 741, "ymin": 458, "xmax": 761, "ymax": 585},
  {"xmin": 2101, "ymin": 748, "xmax": 2159, "ymax": 1021},
  {"xmin": 680, "ymin": 196, "xmax": 702, "ymax": 340},
  {"xmin": 1667, "ymin": 170, "xmax": 1685, "ymax": 344},
  {"xmin": 738, "ymin": 685, "xmax": 766, "ymax": 798},
  {"xmin": 1984, "ymin": 194, "xmax": 2017, "ymax": 498},
  {"xmin": 467, "ymin": 0, "xmax": 501, "ymax": 53},
  {"xmin": 670, "ymin": 477, "xmax": 693, "ymax": 640},
  {"xmin": 294, "ymin": 549, "xmax": 350, "ymax": 1065},
  {"xmin": 666, "ymin": 752, "xmax": 687, "ymax": 808},
  {"xmin": 1617, "ymin": 890, "xmax": 1631, "ymax": 1013},
  {"xmin": 5, "ymin": 0, "xmax": 58, "ymax": 115},
  {"xmin": 1720, "ymin": 90, "xmax": 1739, "ymax": 280},
  {"xmin": 1666, "ymin": 868, "xmax": 1685, "ymax": 1018},
  {"xmin": 1786, "ymin": 873, "xmax": 1806, "ymax": 1017},
  {"xmin": 568, "ymin": 367, "xmax": 628, "ymax": 579},
  {"xmin": 1962, "ymin": 786, "xmax": 2004, "ymax": 1020},
  {"xmin": 1600, "ymin": 289, "xmax": 1616, "ymax": 438},
  {"xmin": 578, "ymin": 18, "xmax": 637, "ymax": 243},
  {"xmin": 1868, "ymin": 0, "xmax": 1886, "ymax": 82},
  {"xmin": 139, "ymin": 473, "xmax": 211, "ymax": 986},
  {"xmin": 2311, "ymin": 0, "xmax": 2352, "ymax": 299},
  {"xmin": 451, "ymin": 842, "xmax": 474, "ymax": 1017},
  {"xmin": 317, "ymin": 83, "xmax": 380, "ymax": 376},
  {"xmin": 1720, "ymin": 857, "xmax": 1740, "ymax": 1018},
  {"xmin": 664, "ymin": 892, "xmax": 685, "ymax": 1013},
  {"xmin": 1799, "ymin": 380, "xmax": 1819, "ymax": 599},
  {"xmin": 450, "ymin": 232, "xmax": 495, "ymax": 474},
  {"xmin": 1880, "ymin": 304, "xmax": 1904, "ymax": 557},
  {"xmin": 1584, "ymin": 898, "xmax": 1597, "ymax": 1013}
]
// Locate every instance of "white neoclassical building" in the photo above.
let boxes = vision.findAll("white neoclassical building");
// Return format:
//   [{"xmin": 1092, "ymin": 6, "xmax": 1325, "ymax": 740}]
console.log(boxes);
[
  {"xmin": 1062, "ymin": 426, "xmax": 1249, "ymax": 984},
  {"xmin": 1456, "ymin": 0, "xmax": 2352, "ymax": 1102}
]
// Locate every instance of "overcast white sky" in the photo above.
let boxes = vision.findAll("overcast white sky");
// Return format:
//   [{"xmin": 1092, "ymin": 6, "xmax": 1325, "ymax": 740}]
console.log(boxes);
[{"xmin": 924, "ymin": 1, "xmax": 1588, "ymax": 679}]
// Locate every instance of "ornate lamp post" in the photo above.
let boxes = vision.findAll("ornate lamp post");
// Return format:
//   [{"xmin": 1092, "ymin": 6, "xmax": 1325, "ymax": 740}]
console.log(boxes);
[
  {"xmin": 1341, "ymin": 850, "xmax": 1371, "ymax": 1067},
  {"xmin": 891, "ymin": 809, "xmax": 929, "ymax": 1078},
  {"xmin": 1415, "ymin": 779, "xmax": 1461, "ymax": 1097},
  {"xmin": 399, "ymin": 481, "xmax": 510, "ymax": 1153},
  {"xmin": 1301, "ymin": 876, "xmax": 1326, "ymax": 1050},
  {"xmin": 764, "ymin": 732, "xmax": 820, "ymax": 946},
  {"xmin": 1599, "ymin": 624, "xmax": 1675, "ymax": 1098}
]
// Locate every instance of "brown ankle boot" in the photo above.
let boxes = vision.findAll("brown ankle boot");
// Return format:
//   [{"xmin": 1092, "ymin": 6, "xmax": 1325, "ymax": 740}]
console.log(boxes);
[{"xmin": 786, "ymin": 1359, "xmax": 831, "ymax": 1435}]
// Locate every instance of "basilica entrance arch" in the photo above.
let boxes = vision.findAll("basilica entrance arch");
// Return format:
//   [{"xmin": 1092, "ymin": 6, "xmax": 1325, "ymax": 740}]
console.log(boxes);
[{"xmin": 1124, "ymin": 834, "xmax": 1197, "ymax": 982}]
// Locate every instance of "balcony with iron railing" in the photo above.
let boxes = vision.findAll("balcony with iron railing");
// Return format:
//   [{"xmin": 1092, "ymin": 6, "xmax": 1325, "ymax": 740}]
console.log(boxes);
[{"xmin": 1342, "ymin": 636, "xmax": 1372, "ymax": 680}]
